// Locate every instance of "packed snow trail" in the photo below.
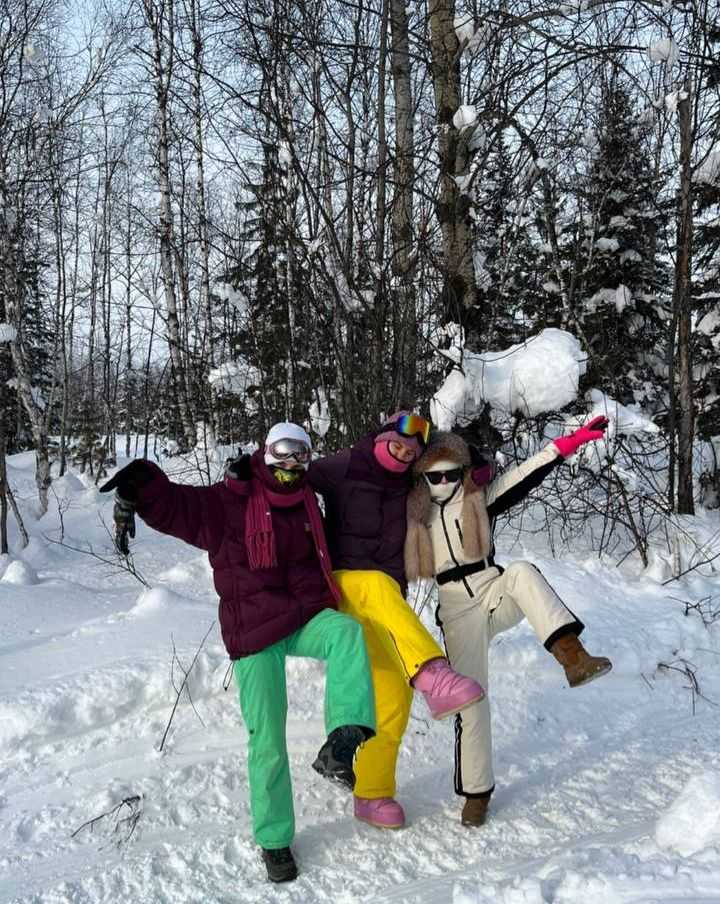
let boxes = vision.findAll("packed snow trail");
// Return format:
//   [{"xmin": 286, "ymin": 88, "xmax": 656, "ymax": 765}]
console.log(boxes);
[{"xmin": 1, "ymin": 451, "xmax": 719, "ymax": 903}]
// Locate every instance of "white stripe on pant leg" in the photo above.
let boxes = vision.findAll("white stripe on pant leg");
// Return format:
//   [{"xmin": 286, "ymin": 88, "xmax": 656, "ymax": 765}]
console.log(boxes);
[
  {"xmin": 453, "ymin": 696, "xmax": 494, "ymax": 794},
  {"xmin": 436, "ymin": 584, "xmax": 494, "ymax": 795}
]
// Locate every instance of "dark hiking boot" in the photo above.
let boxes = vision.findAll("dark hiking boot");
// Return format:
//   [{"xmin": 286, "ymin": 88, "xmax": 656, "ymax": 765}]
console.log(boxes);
[
  {"xmin": 461, "ymin": 794, "xmax": 491, "ymax": 827},
  {"xmin": 262, "ymin": 847, "xmax": 298, "ymax": 883},
  {"xmin": 312, "ymin": 724, "xmax": 367, "ymax": 791},
  {"xmin": 550, "ymin": 634, "xmax": 612, "ymax": 688}
]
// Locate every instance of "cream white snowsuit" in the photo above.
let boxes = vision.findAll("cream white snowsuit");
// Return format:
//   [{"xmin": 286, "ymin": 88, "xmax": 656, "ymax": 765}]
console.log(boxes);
[{"xmin": 419, "ymin": 443, "xmax": 582, "ymax": 796}]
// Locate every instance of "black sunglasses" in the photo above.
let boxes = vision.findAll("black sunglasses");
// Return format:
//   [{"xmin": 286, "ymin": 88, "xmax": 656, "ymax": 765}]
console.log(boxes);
[{"xmin": 424, "ymin": 468, "xmax": 463, "ymax": 485}]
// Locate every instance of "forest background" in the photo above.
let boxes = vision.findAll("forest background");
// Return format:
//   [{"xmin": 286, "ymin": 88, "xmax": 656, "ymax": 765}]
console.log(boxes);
[{"xmin": 1, "ymin": 0, "xmax": 719, "ymax": 565}]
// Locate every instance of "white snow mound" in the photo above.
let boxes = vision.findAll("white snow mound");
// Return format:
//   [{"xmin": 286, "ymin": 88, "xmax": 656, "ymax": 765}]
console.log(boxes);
[
  {"xmin": 655, "ymin": 771, "xmax": 720, "ymax": 856},
  {"xmin": 0, "ymin": 559, "xmax": 38, "ymax": 585},
  {"xmin": 432, "ymin": 328, "xmax": 586, "ymax": 427}
]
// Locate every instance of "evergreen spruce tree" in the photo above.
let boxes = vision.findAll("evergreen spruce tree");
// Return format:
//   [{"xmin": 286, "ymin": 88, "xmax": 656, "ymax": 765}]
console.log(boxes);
[
  {"xmin": 694, "ymin": 151, "xmax": 720, "ymax": 442},
  {"xmin": 465, "ymin": 133, "xmax": 546, "ymax": 351},
  {"xmin": 576, "ymin": 76, "xmax": 668, "ymax": 408}
]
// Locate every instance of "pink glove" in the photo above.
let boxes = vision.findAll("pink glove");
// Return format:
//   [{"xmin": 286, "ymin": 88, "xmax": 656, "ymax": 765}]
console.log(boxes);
[{"xmin": 553, "ymin": 415, "xmax": 609, "ymax": 459}]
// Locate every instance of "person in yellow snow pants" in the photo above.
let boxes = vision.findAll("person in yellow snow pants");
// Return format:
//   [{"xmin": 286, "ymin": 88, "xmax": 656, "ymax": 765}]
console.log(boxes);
[
  {"xmin": 334, "ymin": 570, "xmax": 438, "ymax": 801},
  {"xmin": 308, "ymin": 413, "xmax": 485, "ymax": 829}
]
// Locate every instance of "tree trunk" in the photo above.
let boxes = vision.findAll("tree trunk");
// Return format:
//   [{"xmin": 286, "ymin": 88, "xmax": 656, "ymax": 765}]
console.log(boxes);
[
  {"xmin": 389, "ymin": 0, "xmax": 417, "ymax": 406},
  {"xmin": 144, "ymin": 0, "xmax": 196, "ymax": 449},
  {"xmin": 428, "ymin": 0, "xmax": 477, "ymax": 323},
  {"xmin": 673, "ymin": 90, "xmax": 695, "ymax": 514}
]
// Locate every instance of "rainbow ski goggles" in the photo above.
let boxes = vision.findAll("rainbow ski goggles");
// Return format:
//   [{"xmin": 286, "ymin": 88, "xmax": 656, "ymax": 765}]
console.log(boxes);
[{"xmin": 382, "ymin": 414, "xmax": 431, "ymax": 445}]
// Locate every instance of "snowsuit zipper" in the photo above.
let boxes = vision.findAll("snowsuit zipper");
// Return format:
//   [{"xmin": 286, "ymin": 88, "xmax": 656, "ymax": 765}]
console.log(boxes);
[{"xmin": 440, "ymin": 504, "xmax": 473, "ymax": 598}]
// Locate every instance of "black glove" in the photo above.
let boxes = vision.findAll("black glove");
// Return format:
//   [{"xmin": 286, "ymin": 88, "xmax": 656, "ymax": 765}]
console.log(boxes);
[
  {"xmin": 99, "ymin": 459, "xmax": 156, "ymax": 503},
  {"xmin": 100, "ymin": 460, "xmax": 156, "ymax": 556},
  {"xmin": 225, "ymin": 454, "xmax": 252, "ymax": 481},
  {"xmin": 113, "ymin": 496, "xmax": 137, "ymax": 556}
]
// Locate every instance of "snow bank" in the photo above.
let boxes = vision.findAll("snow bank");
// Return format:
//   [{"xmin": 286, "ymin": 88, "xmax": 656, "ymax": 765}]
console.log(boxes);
[
  {"xmin": 432, "ymin": 328, "xmax": 586, "ymax": 428},
  {"xmin": 0, "ymin": 559, "xmax": 38, "ymax": 586},
  {"xmin": 656, "ymin": 771, "xmax": 720, "ymax": 856}
]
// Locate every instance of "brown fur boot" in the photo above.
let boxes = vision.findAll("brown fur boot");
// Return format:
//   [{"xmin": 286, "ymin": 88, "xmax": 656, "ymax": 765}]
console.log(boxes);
[
  {"xmin": 551, "ymin": 634, "xmax": 612, "ymax": 687},
  {"xmin": 461, "ymin": 795, "xmax": 491, "ymax": 827}
]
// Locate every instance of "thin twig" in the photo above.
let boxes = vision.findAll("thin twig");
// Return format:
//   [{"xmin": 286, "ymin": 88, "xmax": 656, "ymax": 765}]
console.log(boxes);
[
  {"xmin": 71, "ymin": 795, "xmax": 142, "ymax": 847},
  {"xmin": 43, "ymin": 534, "xmax": 150, "ymax": 587},
  {"xmin": 158, "ymin": 621, "xmax": 216, "ymax": 753}
]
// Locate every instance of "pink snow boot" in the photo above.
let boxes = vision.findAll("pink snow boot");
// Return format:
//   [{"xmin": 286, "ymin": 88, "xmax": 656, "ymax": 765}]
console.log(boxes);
[
  {"xmin": 353, "ymin": 796, "xmax": 406, "ymax": 829},
  {"xmin": 411, "ymin": 658, "xmax": 485, "ymax": 720}
]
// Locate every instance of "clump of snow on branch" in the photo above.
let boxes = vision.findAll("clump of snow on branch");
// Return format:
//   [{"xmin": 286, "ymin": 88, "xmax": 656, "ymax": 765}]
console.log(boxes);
[
  {"xmin": 655, "ymin": 772, "xmax": 720, "ymax": 857},
  {"xmin": 453, "ymin": 104, "xmax": 478, "ymax": 130},
  {"xmin": 454, "ymin": 15, "xmax": 485, "ymax": 54},
  {"xmin": 208, "ymin": 361, "xmax": 261, "ymax": 396},
  {"xmin": 696, "ymin": 150, "xmax": 720, "ymax": 185},
  {"xmin": 309, "ymin": 389, "xmax": 331, "ymax": 438},
  {"xmin": 0, "ymin": 323, "xmax": 17, "ymax": 343},
  {"xmin": 431, "ymin": 328, "xmax": 587, "ymax": 428},
  {"xmin": 214, "ymin": 283, "xmax": 248, "ymax": 316},
  {"xmin": 665, "ymin": 89, "xmax": 688, "ymax": 115},
  {"xmin": 586, "ymin": 286, "xmax": 634, "ymax": 315},
  {"xmin": 557, "ymin": 388, "xmax": 660, "ymax": 471},
  {"xmin": 7, "ymin": 379, "xmax": 45, "ymax": 410},
  {"xmin": 23, "ymin": 43, "xmax": 46, "ymax": 65},
  {"xmin": 615, "ymin": 284, "xmax": 632, "ymax": 313},
  {"xmin": 648, "ymin": 38, "xmax": 678, "ymax": 67},
  {"xmin": 586, "ymin": 388, "xmax": 660, "ymax": 436},
  {"xmin": 596, "ymin": 237, "xmax": 620, "ymax": 252},
  {"xmin": 697, "ymin": 308, "xmax": 720, "ymax": 348}
]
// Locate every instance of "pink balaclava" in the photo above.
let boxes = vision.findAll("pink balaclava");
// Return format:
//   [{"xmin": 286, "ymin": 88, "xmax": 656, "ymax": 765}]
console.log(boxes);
[{"xmin": 373, "ymin": 410, "xmax": 423, "ymax": 473}]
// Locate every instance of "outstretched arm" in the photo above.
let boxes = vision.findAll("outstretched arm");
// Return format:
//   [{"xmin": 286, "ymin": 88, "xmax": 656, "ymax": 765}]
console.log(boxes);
[
  {"xmin": 100, "ymin": 460, "xmax": 225, "ymax": 554},
  {"xmin": 485, "ymin": 416, "xmax": 609, "ymax": 519}
]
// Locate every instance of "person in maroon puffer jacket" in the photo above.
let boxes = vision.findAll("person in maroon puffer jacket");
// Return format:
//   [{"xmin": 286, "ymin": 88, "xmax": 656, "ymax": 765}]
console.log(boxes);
[{"xmin": 100, "ymin": 422, "xmax": 376, "ymax": 884}]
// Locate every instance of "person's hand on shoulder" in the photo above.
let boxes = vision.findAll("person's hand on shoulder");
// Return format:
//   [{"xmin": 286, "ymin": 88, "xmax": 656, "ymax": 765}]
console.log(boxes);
[{"xmin": 468, "ymin": 444, "xmax": 495, "ymax": 486}]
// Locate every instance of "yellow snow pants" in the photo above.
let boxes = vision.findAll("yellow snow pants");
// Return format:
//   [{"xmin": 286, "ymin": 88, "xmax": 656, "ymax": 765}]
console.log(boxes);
[{"xmin": 334, "ymin": 569, "xmax": 445, "ymax": 799}]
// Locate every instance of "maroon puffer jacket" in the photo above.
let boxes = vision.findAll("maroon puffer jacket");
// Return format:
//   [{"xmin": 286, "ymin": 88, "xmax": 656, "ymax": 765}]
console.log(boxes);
[
  {"xmin": 309, "ymin": 434, "xmax": 412, "ymax": 591},
  {"xmin": 135, "ymin": 454, "xmax": 335, "ymax": 657}
]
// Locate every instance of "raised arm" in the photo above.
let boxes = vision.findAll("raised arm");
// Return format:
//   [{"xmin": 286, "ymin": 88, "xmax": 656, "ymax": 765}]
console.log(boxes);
[
  {"xmin": 100, "ymin": 460, "xmax": 226, "ymax": 554},
  {"xmin": 485, "ymin": 416, "xmax": 608, "ymax": 519}
]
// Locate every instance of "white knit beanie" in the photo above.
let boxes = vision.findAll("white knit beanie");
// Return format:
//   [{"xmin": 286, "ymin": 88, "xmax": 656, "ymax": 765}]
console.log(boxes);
[
  {"xmin": 264, "ymin": 422, "xmax": 312, "ymax": 469},
  {"xmin": 265, "ymin": 422, "xmax": 312, "ymax": 449}
]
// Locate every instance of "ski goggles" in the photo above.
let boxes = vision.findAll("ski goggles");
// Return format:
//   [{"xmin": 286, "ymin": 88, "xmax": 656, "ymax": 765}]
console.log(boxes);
[
  {"xmin": 266, "ymin": 438, "xmax": 312, "ymax": 463},
  {"xmin": 382, "ymin": 414, "xmax": 431, "ymax": 445},
  {"xmin": 424, "ymin": 467, "xmax": 463, "ymax": 485}
]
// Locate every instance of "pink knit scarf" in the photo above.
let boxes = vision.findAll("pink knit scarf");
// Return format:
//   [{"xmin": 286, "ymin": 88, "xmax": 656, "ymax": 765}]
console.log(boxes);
[{"xmin": 245, "ymin": 473, "xmax": 341, "ymax": 603}]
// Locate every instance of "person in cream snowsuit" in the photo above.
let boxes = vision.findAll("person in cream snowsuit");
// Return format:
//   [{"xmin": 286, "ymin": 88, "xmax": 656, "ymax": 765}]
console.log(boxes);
[{"xmin": 405, "ymin": 418, "xmax": 613, "ymax": 828}]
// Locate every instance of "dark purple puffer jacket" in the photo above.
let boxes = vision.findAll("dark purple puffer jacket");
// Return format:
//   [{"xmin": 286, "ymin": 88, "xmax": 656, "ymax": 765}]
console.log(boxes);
[
  {"xmin": 309, "ymin": 434, "xmax": 412, "ymax": 591},
  {"xmin": 135, "ymin": 455, "xmax": 335, "ymax": 658}
]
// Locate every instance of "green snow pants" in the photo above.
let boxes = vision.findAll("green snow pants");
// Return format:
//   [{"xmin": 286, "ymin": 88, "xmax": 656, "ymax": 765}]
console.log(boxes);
[{"xmin": 233, "ymin": 607, "xmax": 376, "ymax": 849}]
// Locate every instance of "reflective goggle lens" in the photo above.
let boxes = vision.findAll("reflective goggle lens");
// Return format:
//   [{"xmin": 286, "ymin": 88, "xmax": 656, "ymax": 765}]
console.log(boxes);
[
  {"xmin": 425, "ymin": 468, "xmax": 463, "ymax": 485},
  {"xmin": 268, "ymin": 439, "xmax": 311, "ymax": 463},
  {"xmin": 387, "ymin": 414, "xmax": 431, "ymax": 445}
]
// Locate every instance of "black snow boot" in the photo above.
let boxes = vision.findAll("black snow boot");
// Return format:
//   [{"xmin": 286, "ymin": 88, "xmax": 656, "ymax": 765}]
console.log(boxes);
[
  {"xmin": 312, "ymin": 724, "xmax": 367, "ymax": 791},
  {"xmin": 262, "ymin": 846, "xmax": 298, "ymax": 883}
]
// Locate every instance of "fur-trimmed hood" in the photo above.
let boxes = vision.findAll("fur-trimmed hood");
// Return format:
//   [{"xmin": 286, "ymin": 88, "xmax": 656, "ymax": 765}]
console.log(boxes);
[
  {"xmin": 412, "ymin": 430, "xmax": 471, "ymax": 474},
  {"xmin": 405, "ymin": 431, "xmax": 492, "ymax": 582}
]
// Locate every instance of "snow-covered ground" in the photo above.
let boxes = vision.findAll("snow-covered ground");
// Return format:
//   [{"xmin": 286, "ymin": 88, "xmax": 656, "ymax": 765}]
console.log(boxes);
[{"xmin": 2, "ymin": 447, "xmax": 720, "ymax": 904}]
